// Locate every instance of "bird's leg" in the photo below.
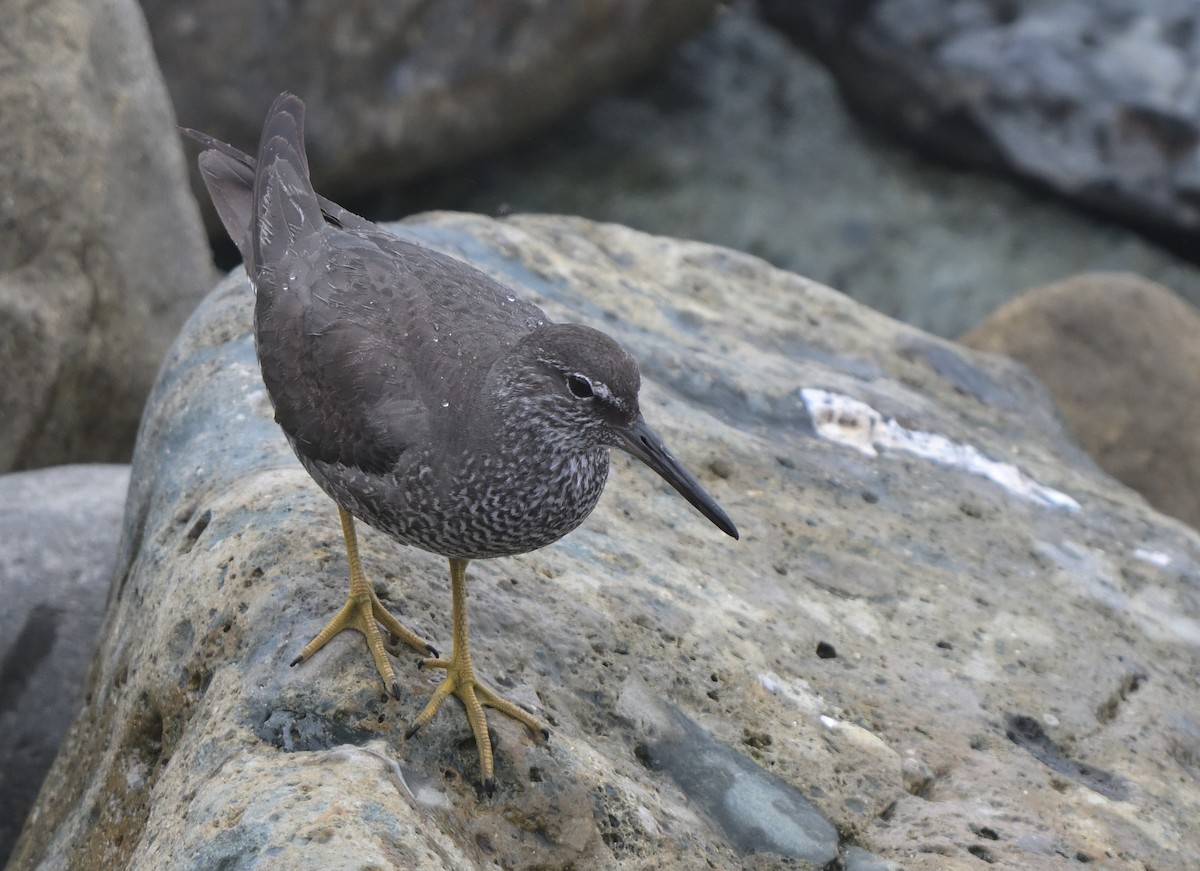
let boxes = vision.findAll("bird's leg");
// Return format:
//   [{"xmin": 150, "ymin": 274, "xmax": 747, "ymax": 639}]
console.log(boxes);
[
  {"xmin": 291, "ymin": 505, "xmax": 437, "ymax": 698},
  {"xmin": 406, "ymin": 557, "xmax": 549, "ymax": 794}
]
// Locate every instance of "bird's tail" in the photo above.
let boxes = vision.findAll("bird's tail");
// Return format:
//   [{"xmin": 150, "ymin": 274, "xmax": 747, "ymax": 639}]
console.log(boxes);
[
  {"xmin": 182, "ymin": 126, "xmax": 258, "ymax": 264},
  {"xmin": 181, "ymin": 93, "xmax": 324, "ymax": 272},
  {"xmin": 184, "ymin": 103, "xmax": 372, "ymax": 265},
  {"xmin": 249, "ymin": 93, "xmax": 326, "ymax": 274}
]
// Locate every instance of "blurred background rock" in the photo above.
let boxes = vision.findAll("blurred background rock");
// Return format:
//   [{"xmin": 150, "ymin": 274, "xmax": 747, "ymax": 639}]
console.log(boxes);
[{"xmin": 7, "ymin": 0, "xmax": 1200, "ymax": 866}]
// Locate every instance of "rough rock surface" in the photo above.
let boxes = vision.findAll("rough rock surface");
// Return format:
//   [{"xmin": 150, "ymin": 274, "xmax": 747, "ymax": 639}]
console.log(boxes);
[
  {"xmin": 10, "ymin": 214, "xmax": 1200, "ymax": 870},
  {"xmin": 142, "ymin": 0, "xmax": 717, "ymax": 201},
  {"xmin": 0, "ymin": 464, "xmax": 131, "ymax": 866},
  {"xmin": 398, "ymin": 3, "xmax": 1200, "ymax": 339},
  {"xmin": 0, "ymin": 0, "xmax": 214, "ymax": 471},
  {"xmin": 961, "ymin": 272, "xmax": 1200, "ymax": 531},
  {"xmin": 761, "ymin": 0, "xmax": 1200, "ymax": 236}
]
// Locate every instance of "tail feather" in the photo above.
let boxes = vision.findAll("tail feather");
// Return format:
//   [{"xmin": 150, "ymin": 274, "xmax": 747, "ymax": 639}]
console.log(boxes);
[
  {"xmin": 182, "ymin": 104, "xmax": 388, "ymax": 259},
  {"xmin": 250, "ymin": 93, "xmax": 325, "ymax": 271},
  {"xmin": 195, "ymin": 148, "xmax": 256, "ymax": 263}
]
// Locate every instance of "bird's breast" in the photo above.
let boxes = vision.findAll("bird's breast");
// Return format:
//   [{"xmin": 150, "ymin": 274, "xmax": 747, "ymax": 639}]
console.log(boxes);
[{"xmin": 299, "ymin": 442, "xmax": 612, "ymax": 560}]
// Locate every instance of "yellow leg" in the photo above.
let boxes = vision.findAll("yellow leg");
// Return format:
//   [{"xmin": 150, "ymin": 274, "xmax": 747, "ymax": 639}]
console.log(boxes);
[
  {"xmin": 291, "ymin": 505, "xmax": 437, "ymax": 698},
  {"xmin": 405, "ymin": 557, "xmax": 549, "ymax": 794}
]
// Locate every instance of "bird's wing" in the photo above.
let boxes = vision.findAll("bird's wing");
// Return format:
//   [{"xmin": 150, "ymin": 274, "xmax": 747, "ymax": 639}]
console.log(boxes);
[
  {"xmin": 184, "ymin": 94, "xmax": 551, "ymax": 473},
  {"xmin": 241, "ymin": 96, "xmax": 421, "ymax": 474},
  {"xmin": 254, "ymin": 239, "xmax": 429, "ymax": 474},
  {"xmin": 182, "ymin": 114, "xmax": 550, "ymax": 344}
]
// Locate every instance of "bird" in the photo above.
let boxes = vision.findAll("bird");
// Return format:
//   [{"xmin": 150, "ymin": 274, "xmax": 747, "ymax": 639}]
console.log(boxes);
[{"xmin": 183, "ymin": 92, "xmax": 738, "ymax": 793}]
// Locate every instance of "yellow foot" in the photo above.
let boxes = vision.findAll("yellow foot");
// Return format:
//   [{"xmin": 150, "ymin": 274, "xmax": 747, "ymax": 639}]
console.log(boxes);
[
  {"xmin": 405, "ymin": 652, "xmax": 549, "ymax": 795},
  {"xmin": 291, "ymin": 506, "xmax": 438, "ymax": 698},
  {"xmin": 291, "ymin": 585, "xmax": 437, "ymax": 699}
]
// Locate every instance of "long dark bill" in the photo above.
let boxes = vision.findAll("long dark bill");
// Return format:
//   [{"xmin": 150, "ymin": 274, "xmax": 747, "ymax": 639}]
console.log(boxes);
[{"xmin": 617, "ymin": 417, "xmax": 739, "ymax": 540}]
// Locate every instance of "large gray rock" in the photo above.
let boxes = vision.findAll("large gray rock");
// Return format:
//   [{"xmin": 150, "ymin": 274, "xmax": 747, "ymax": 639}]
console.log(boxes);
[
  {"xmin": 962, "ymin": 272, "xmax": 1200, "ymax": 531},
  {"xmin": 141, "ymin": 0, "xmax": 716, "ymax": 201},
  {"xmin": 402, "ymin": 3, "xmax": 1200, "ymax": 339},
  {"xmin": 0, "ymin": 464, "xmax": 130, "ymax": 867},
  {"xmin": 0, "ymin": 0, "xmax": 214, "ymax": 471},
  {"xmin": 10, "ymin": 214, "xmax": 1200, "ymax": 869},
  {"xmin": 761, "ymin": 0, "xmax": 1200, "ymax": 235}
]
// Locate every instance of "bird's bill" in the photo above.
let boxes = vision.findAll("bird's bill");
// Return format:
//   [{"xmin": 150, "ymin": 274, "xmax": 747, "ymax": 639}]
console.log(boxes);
[{"xmin": 616, "ymin": 417, "xmax": 739, "ymax": 539}]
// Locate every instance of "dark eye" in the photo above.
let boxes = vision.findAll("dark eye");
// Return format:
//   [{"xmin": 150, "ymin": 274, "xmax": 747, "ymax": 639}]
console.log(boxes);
[{"xmin": 566, "ymin": 374, "xmax": 594, "ymax": 399}]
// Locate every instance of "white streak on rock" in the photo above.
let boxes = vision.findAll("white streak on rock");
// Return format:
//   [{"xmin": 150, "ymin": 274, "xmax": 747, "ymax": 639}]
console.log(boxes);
[
  {"xmin": 801, "ymin": 388, "xmax": 1079, "ymax": 511},
  {"xmin": 1133, "ymin": 548, "xmax": 1172, "ymax": 567}
]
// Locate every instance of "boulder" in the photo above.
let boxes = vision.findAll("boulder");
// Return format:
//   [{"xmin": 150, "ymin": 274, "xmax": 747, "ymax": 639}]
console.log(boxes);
[
  {"xmin": 0, "ymin": 0, "xmax": 214, "ymax": 471},
  {"xmin": 9, "ymin": 214, "xmax": 1200, "ymax": 869},
  {"xmin": 760, "ymin": 0, "xmax": 1200, "ymax": 236},
  {"xmin": 140, "ymin": 0, "xmax": 717, "ymax": 202},
  {"xmin": 0, "ymin": 464, "xmax": 131, "ymax": 866},
  {"xmin": 961, "ymin": 272, "xmax": 1200, "ymax": 530},
  {"xmin": 397, "ymin": 3, "xmax": 1200, "ymax": 339}
]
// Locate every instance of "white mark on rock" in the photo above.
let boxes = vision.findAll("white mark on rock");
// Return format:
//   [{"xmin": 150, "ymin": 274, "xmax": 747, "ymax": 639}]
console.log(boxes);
[
  {"xmin": 328, "ymin": 743, "xmax": 416, "ymax": 801},
  {"xmin": 635, "ymin": 805, "xmax": 662, "ymax": 836},
  {"xmin": 801, "ymin": 388, "xmax": 1079, "ymax": 511},
  {"xmin": 1035, "ymin": 539, "xmax": 1127, "ymax": 611},
  {"xmin": 758, "ymin": 671, "xmax": 824, "ymax": 716},
  {"xmin": 1129, "ymin": 585, "xmax": 1200, "ymax": 646},
  {"xmin": 1133, "ymin": 548, "xmax": 1172, "ymax": 568}
]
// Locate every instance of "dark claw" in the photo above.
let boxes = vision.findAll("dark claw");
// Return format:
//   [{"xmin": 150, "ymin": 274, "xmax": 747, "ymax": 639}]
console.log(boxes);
[
  {"xmin": 404, "ymin": 722, "xmax": 423, "ymax": 740},
  {"xmin": 289, "ymin": 655, "xmax": 304, "ymax": 667},
  {"xmin": 540, "ymin": 727, "xmax": 551, "ymax": 741},
  {"xmin": 425, "ymin": 643, "xmax": 439, "ymax": 657},
  {"xmin": 416, "ymin": 659, "xmax": 426, "ymax": 671},
  {"xmin": 483, "ymin": 777, "xmax": 495, "ymax": 797},
  {"xmin": 390, "ymin": 680, "xmax": 402, "ymax": 701}
]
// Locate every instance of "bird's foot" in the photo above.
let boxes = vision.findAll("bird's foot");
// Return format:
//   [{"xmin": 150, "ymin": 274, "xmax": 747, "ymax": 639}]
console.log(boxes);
[
  {"xmin": 291, "ymin": 587, "xmax": 437, "ymax": 699},
  {"xmin": 406, "ymin": 652, "xmax": 549, "ymax": 795}
]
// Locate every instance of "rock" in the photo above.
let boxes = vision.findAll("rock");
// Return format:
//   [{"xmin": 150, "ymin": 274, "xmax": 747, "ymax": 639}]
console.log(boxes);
[
  {"xmin": 0, "ymin": 0, "xmax": 214, "ymax": 472},
  {"xmin": 0, "ymin": 464, "xmax": 131, "ymax": 867},
  {"xmin": 141, "ymin": 0, "xmax": 717, "ymax": 202},
  {"xmin": 960, "ymin": 272, "xmax": 1200, "ymax": 530},
  {"xmin": 760, "ymin": 0, "xmax": 1200, "ymax": 236},
  {"xmin": 844, "ymin": 845, "xmax": 904, "ymax": 871},
  {"xmin": 616, "ymin": 677, "xmax": 838, "ymax": 864},
  {"xmin": 10, "ymin": 214, "xmax": 1200, "ymax": 869},
  {"xmin": 395, "ymin": 2, "xmax": 1200, "ymax": 339}
]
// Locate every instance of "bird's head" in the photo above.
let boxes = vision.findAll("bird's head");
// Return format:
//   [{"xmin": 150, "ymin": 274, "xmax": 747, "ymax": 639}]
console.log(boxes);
[{"xmin": 497, "ymin": 323, "xmax": 738, "ymax": 539}]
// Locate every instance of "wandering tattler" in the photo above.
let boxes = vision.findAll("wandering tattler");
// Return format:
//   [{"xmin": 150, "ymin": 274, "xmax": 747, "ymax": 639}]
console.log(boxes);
[{"xmin": 184, "ymin": 93, "xmax": 738, "ymax": 792}]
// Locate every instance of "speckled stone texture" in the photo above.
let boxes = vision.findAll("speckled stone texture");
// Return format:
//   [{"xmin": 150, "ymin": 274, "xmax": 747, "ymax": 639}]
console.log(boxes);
[{"xmin": 9, "ymin": 214, "xmax": 1200, "ymax": 870}]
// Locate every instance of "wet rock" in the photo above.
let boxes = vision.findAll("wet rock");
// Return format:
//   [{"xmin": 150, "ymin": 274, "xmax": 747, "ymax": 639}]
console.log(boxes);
[
  {"xmin": 9, "ymin": 214, "xmax": 1200, "ymax": 869},
  {"xmin": 617, "ymin": 678, "xmax": 838, "ymax": 864},
  {"xmin": 402, "ymin": 3, "xmax": 1200, "ymax": 339},
  {"xmin": 0, "ymin": 464, "xmax": 130, "ymax": 866},
  {"xmin": 843, "ymin": 846, "xmax": 904, "ymax": 871},
  {"xmin": 0, "ymin": 0, "xmax": 215, "ymax": 471},
  {"xmin": 962, "ymin": 272, "xmax": 1200, "ymax": 529},
  {"xmin": 142, "ymin": 0, "xmax": 717, "ymax": 204},
  {"xmin": 761, "ymin": 0, "xmax": 1200, "ymax": 236}
]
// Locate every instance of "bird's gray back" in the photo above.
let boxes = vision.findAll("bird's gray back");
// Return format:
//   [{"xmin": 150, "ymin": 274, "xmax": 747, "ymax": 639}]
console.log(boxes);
[{"xmin": 254, "ymin": 214, "xmax": 549, "ymax": 473}]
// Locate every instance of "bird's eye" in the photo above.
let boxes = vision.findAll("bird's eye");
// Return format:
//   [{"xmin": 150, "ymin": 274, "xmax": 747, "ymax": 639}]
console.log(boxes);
[{"xmin": 566, "ymin": 374, "xmax": 594, "ymax": 399}]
